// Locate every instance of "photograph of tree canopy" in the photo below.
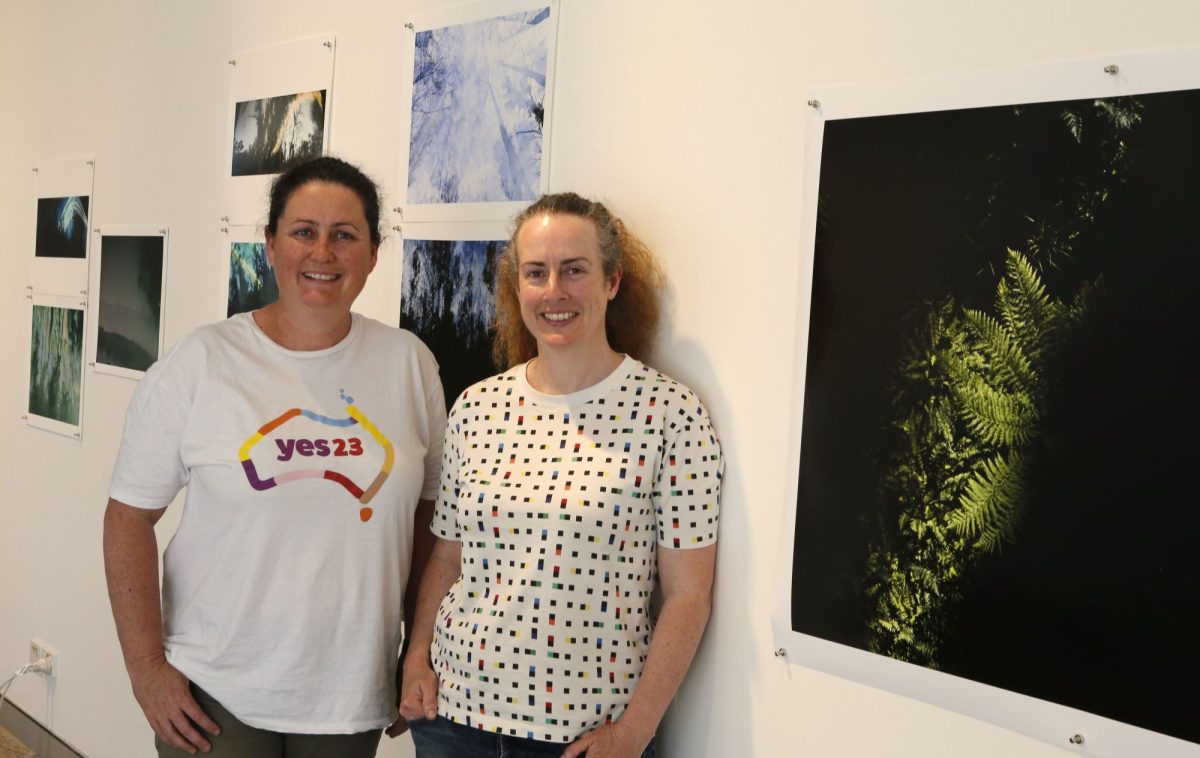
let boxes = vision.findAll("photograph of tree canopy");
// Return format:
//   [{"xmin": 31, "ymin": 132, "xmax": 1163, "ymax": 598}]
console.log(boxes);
[
  {"xmin": 35, "ymin": 195, "xmax": 89, "ymax": 258},
  {"xmin": 400, "ymin": 238, "xmax": 500, "ymax": 405},
  {"xmin": 227, "ymin": 241, "xmax": 278, "ymax": 317},
  {"xmin": 97, "ymin": 234, "xmax": 164, "ymax": 373},
  {"xmin": 29, "ymin": 303, "xmax": 83, "ymax": 426},
  {"xmin": 791, "ymin": 87, "xmax": 1200, "ymax": 744},
  {"xmin": 231, "ymin": 89, "xmax": 326, "ymax": 177},
  {"xmin": 406, "ymin": 6, "xmax": 551, "ymax": 205}
]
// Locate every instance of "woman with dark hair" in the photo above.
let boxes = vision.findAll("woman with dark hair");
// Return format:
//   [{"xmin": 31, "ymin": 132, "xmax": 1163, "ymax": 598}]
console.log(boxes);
[
  {"xmin": 400, "ymin": 193, "xmax": 723, "ymax": 757},
  {"xmin": 104, "ymin": 157, "xmax": 445, "ymax": 757}
]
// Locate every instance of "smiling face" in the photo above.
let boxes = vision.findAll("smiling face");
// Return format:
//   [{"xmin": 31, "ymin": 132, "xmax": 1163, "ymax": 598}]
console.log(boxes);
[
  {"xmin": 515, "ymin": 213, "xmax": 621, "ymax": 357},
  {"xmin": 264, "ymin": 181, "xmax": 378, "ymax": 316}
]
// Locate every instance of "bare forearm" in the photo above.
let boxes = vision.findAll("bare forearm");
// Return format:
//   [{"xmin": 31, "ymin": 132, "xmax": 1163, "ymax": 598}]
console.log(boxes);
[
  {"xmin": 103, "ymin": 499, "xmax": 167, "ymax": 675},
  {"xmin": 617, "ymin": 589, "xmax": 713, "ymax": 744},
  {"xmin": 404, "ymin": 537, "xmax": 461, "ymax": 667},
  {"xmin": 403, "ymin": 499, "xmax": 437, "ymax": 648}
]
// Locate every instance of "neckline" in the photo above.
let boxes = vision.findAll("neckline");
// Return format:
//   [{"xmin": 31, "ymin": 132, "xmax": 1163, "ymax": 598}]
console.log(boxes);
[
  {"xmin": 243, "ymin": 311, "xmax": 361, "ymax": 358},
  {"xmin": 515, "ymin": 354, "xmax": 638, "ymax": 408}
]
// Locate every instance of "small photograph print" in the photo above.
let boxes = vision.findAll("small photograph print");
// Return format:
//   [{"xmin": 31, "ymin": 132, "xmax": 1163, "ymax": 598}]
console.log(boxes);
[
  {"xmin": 35, "ymin": 196, "xmax": 90, "ymax": 258},
  {"xmin": 400, "ymin": 238, "xmax": 500, "ymax": 404},
  {"xmin": 407, "ymin": 7, "xmax": 551, "ymax": 204},
  {"xmin": 232, "ymin": 90, "xmax": 326, "ymax": 177},
  {"xmin": 29, "ymin": 304, "xmax": 84, "ymax": 426},
  {"xmin": 97, "ymin": 235, "xmax": 165, "ymax": 373},
  {"xmin": 227, "ymin": 241, "xmax": 278, "ymax": 317}
]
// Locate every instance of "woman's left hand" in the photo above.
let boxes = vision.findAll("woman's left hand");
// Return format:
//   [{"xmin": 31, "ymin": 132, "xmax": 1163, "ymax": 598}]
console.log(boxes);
[{"xmin": 561, "ymin": 722, "xmax": 648, "ymax": 758}]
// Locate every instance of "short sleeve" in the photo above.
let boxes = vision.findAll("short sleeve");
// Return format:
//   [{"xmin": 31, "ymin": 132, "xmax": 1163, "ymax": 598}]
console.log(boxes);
[
  {"xmin": 653, "ymin": 385, "xmax": 723, "ymax": 548},
  {"xmin": 430, "ymin": 399, "xmax": 463, "ymax": 541},
  {"xmin": 108, "ymin": 339, "xmax": 201, "ymax": 509},
  {"xmin": 420, "ymin": 359, "xmax": 448, "ymax": 502}
]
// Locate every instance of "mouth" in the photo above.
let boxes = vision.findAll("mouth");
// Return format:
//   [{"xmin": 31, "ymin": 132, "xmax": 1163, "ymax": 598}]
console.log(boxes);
[
  {"xmin": 542, "ymin": 311, "xmax": 576, "ymax": 323},
  {"xmin": 303, "ymin": 272, "xmax": 341, "ymax": 282}
]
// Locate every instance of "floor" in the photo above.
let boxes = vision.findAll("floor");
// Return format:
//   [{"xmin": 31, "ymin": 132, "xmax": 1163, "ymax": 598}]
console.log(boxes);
[{"xmin": 0, "ymin": 704, "xmax": 82, "ymax": 758}]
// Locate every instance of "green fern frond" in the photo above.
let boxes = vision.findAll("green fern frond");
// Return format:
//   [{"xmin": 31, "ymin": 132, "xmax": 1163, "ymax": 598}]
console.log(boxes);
[
  {"xmin": 949, "ymin": 451, "xmax": 1025, "ymax": 551},
  {"xmin": 1060, "ymin": 109, "xmax": 1083, "ymax": 143},
  {"xmin": 962, "ymin": 308, "xmax": 1034, "ymax": 393},
  {"xmin": 1001, "ymin": 249, "xmax": 1065, "ymax": 355},
  {"xmin": 956, "ymin": 374, "xmax": 1036, "ymax": 446}
]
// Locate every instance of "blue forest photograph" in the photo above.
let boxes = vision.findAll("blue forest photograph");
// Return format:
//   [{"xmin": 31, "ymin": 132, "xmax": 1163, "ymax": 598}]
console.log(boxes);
[
  {"xmin": 29, "ymin": 304, "xmax": 83, "ymax": 426},
  {"xmin": 35, "ymin": 196, "xmax": 89, "ymax": 258},
  {"xmin": 407, "ymin": 7, "xmax": 551, "ymax": 205},
  {"xmin": 791, "ymin": 88, "xmax": 1200, "ymax": 743},
  {"xmin": 400, "ymin": 238, "xmax": 500, "ymax": 404},
  {"xmin": 227, "ymin": 242, "xmax": 279, "ymax": 317},
  {"xmin": 98, "ymin": 235, "xmax": 164, "ymax": 372}
]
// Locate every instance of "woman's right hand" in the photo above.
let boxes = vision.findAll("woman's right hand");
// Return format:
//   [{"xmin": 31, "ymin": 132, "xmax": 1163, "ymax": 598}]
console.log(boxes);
[
  {"xmin": 130, "ymin": 657, "xmax": 220, "ymax": 755},
  {"xmin": 398, "ymin": 658, "xmax": 440, "ymax": 723}
]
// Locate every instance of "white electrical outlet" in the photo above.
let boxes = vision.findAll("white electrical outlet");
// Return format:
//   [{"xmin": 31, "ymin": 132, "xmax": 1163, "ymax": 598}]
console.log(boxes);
[{"xmin": 29, "ymin": 638, "xmax": 57, "ymax": 677}]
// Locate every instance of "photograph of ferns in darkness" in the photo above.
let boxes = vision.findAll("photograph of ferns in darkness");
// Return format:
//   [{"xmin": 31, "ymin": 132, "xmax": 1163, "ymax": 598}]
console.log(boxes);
[{"xmin": 792, "ymin": 88, "xmax": 1200, "ymax": 743}]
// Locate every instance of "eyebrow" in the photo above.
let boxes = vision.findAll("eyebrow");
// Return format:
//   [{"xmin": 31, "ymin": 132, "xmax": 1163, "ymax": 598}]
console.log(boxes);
[{"xmin": 521, "ymin": 257, "xmax": 589, "ymax": 267}]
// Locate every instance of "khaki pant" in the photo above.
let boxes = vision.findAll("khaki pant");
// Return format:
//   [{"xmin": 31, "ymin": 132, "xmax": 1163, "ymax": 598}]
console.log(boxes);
[{"xmin": 154, "ymin": 684, "xmax": 383, "ymax": 758}]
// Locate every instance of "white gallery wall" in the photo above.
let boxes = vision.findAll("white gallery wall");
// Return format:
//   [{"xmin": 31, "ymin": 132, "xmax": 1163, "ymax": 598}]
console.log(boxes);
[{"xmin": 2, "ymin": 2, "xmax": 1198, "ymax": 757}]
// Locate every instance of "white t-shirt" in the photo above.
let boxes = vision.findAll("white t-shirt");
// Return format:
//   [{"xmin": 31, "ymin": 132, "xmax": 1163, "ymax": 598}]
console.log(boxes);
[
  {"xmin": 431, "ymin": 356, "xmax": 722, "ymax": 742},
  {"xmin": 110, "ymin": 312, "xmax": 446, "ymax": 733}
]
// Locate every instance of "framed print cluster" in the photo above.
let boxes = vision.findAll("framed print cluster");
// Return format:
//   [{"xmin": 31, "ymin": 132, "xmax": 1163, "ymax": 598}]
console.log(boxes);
[
  {"xmin": 94, "ymin": 227, "xmax": 168, "ymax": 379},
  {"xmin": 224, "ymin": 34, "xmax": 336, "ymax": 226},
  {"xmin": 399, "ymin": 221, "xmax": 509, "ymax": 406},
  {"xmin": 773, "ymin": 48, "xmax": 1200, "ymax": 758},
  {"xmin": 398, "ymin": 0, "xmax": 559, "ymax": 223},
  {"xmin": 27, "ymin": 156, "xmax": 94, "ymax": 437}
]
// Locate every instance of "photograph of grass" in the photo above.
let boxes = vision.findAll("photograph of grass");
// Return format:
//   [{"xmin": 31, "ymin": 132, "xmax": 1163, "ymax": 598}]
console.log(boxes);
[
  {"xmin": 232, "ymin": 89, "xmax": 326, "ymax": 176},
  {"xmin": 227, "ymin": 241, "xmax": 278, "ymax": 317},
  {"xmin": 29, "ymin": 304, "xmax": 84, "ymax": 426},
  {"xmin": 35, "ymin": 196, "xmax": 89, "ymax": 258},
  {"xmin": 407, "ymin": 5, "xmax": 551, "ymax": 205},
  {"xmin": 97, "ymin": 234, "xmax": 164, "ymax": 373},
  {"xmin": 791, "ymin": 88, "xmax": 1200, "ymax": 744},
  {"xmin": 400, "ymin": 238, "xmax": 500, "ymax": 404}
]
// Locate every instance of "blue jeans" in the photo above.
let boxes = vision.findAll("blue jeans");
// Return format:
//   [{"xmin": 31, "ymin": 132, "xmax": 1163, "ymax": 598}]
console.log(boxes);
[{"xmin": 409, "ymin": 715, "xmax": 656, "ymax": 758}]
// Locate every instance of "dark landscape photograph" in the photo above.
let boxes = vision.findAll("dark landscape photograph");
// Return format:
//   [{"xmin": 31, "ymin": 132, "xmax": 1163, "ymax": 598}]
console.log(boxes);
[
  {"xmin": 97, "ymin": 235, "xmax": 164, "ymax": 372},
  {"xmin": 35, "ymin": 195, "xmax": 89, "ymax": 258}
]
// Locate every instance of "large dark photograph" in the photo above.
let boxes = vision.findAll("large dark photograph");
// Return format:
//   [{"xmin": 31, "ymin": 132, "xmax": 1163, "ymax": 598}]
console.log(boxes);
[
  {"xmin": 400, "ymin": 238, "xmax": 500, "ymax": 406},
  {"xmin": 791, "ymin": 89, "xmax": 1200, "ymax": 744}
]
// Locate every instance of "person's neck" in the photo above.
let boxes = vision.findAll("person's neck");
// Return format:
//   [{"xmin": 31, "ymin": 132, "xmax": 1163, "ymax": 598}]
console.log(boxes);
[
  {"xmin": 253, "ymin": 304, "xmax": 352, "ymax": 351},
  {"xmin": 526, "ymin": 344, "xmax": 624, "ymax": 395}
]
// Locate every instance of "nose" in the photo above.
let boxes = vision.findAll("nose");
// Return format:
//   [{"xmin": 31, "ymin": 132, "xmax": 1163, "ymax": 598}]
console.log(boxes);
[
  {"xmin": 544, "ymin": 270, "xmax": 566, "ymax": 299},
  {"xmin": 311, "ymin": 233, "xmax": 335, "ymax": 261}
]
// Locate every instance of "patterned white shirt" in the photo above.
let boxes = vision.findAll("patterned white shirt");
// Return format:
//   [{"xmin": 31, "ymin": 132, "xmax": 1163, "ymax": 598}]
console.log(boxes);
[{"xmin": 430, "ymin": 356, "xmax": 722, "ymax": 742}]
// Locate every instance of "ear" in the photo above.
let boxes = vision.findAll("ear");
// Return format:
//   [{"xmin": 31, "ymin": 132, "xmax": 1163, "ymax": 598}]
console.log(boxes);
[
  {"xmin": 264, "ymin": 229, "xmax": 276, "ymax": 267},
  {"xmin": 368, "ymin": 243, "xmax": 379, "ymax": 274},
  {"xmin": 607, "ymin": 264, "xmax": 623, "ymax": 300}
]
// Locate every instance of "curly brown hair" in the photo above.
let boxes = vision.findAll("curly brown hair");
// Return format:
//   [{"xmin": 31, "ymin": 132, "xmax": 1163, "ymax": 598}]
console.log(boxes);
[{"xmin": 492, "ymin": 192, "xmax": 664, "ymax": 370}]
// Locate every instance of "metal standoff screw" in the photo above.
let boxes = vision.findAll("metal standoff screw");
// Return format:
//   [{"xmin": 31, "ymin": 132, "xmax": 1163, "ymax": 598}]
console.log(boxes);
[
  {"xmin": 228, "ymin": 59, "xmax": 237, "ymax": 66},
  {"xmin": 86, "ymin": 159, "xmax": 94, "ymax": 166},
  {"xmin": 404, "ymin": 22, "xmax": 414, "ymax": 30},
  {"xmin": 324, "ymin": 41, "xmax": 333, "ymax": 49},
  {"xmin": 1103, "ymin": 64, "xmax": 1119, "ymax": 75},
  {"xmin": 807, "ymin": 99, "xmax": 821, "ymax": 109},
  {"xmin": 221, "ymin": 227, "xmax": 229, "ymax": 233},
  {"xmin": 32, "ymin": 167, "xmax": 38, "ymax": 173},
  {"xmin": 393, "ymin": 206, "xmax": 403, "ymax": 213},
  {"xmin": 220, "ymin": 216, "xmax": 230, "ymax": 222},
  {"xmin": 392, "ymin": 225, "xmax": 402, "ymax": 232},
  {"xmin": 94, "ymin": 227, "xmax": 101, "ymax": 234},
  {"xmin": 1069, "ymin": 734, "xmax": 1085, "ymax": 745},
  {"xmin": 159, "ymin": 228, "xmax": 167, "ymax": 235},
  {"xmin": 774, "ymin": 648, "xmax": 787, "ymax": 658}
]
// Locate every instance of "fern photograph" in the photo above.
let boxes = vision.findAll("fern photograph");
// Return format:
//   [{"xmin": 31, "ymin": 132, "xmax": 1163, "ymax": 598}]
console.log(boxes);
[{"xmin": 791, "ymin": 88, "xmax": 1200, "ymax": 743}]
